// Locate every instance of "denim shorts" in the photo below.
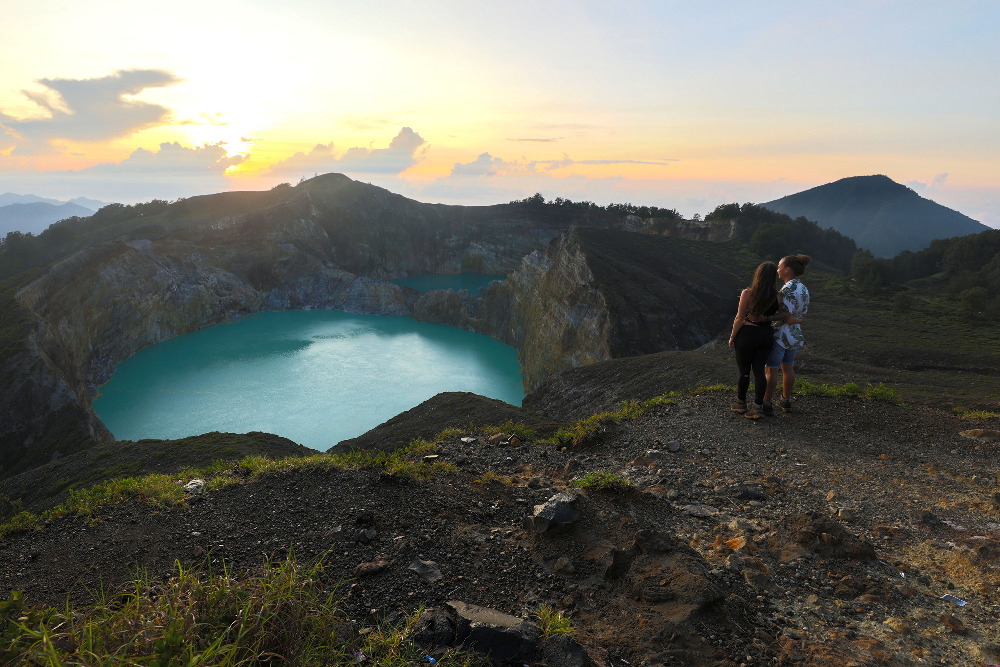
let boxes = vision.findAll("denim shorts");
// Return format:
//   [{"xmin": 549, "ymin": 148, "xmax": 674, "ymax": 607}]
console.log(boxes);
[{"xmin": 765, "ymin": 343, "xmax": 797, "ymax": 368}]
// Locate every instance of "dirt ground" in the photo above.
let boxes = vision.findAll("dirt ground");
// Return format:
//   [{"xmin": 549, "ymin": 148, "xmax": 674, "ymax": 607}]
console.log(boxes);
[{"xmin": 3, "ymin": 392, "xmax": 999, "ymax": 665}]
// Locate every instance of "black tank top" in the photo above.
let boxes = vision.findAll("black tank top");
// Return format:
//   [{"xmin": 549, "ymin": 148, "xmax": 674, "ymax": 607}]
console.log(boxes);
[{"xmin": 745, "ymin": 297, "xmax": 778, "ymax": 326}]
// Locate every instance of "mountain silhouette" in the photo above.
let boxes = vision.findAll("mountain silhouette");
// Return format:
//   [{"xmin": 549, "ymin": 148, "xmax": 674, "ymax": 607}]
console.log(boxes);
[
  {"xmin": 0, "ymin": 201, "xmax": 96, "ymax": 236},
  {"xmin": 764, "ymin": 175, "xmax": 987, "ymax": 257}
]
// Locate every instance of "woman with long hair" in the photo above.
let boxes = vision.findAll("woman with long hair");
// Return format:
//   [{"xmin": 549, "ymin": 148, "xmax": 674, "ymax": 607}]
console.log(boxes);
[{"xmin": 728, "ymin": 262, "xmax": 788, "ymax": 418}]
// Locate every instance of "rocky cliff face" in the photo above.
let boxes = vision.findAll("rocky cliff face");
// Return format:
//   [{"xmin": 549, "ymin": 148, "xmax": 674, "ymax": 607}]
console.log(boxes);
[
  {"xmin": 0, "ymin": 175, "xmax": 637, "ymax": 474},
  {"xmin": 1, "ymin": 174, "xmax": 750, "ymax": 476},
  {"xmin": 411, "ymin": 230, "xmax": 612, "ymax": 390},
  {"xmin": 415, "ymin": 227, "xmax": 754, "ymax": 390},
  {"xmin": 4, "ymin": 211, "xmax": 415, "ymax": 474}
]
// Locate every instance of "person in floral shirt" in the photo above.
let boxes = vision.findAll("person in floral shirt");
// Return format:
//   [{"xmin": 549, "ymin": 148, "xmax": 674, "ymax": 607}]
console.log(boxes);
[{"xmin": 764, "ymin": 254, "xmax": 811, "ymax": 414}]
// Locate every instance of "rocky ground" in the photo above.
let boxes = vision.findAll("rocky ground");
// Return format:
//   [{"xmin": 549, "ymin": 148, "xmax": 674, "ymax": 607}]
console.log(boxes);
[{"xmin": 2, "ymin": 392, "xmax": 999, "ymax": 665}]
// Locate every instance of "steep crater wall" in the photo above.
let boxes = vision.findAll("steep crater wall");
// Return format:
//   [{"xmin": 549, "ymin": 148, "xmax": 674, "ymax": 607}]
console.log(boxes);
[
  {"xmin": 415, "ymin": 227, "xmax": 755, "ymax": 389},
  {"xmin": 0, "ymin": 176, "xmax": 629, "ymax": 474},
  {"xmin": 0, "ymin": 175, "xmax": 752, "ymax": 477},
  {"xmin": 4, "ymin": 213, "xmax": 413, "ymax": 475}
]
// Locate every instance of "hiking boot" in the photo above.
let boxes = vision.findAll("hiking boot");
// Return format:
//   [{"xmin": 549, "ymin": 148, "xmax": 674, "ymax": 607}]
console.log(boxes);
[
  {"xmin": 730, "ymin": 399, "xmax": 747, "ymax": 414},
  {"xmin": 761, "ymin": 401, "xmax": 775, "ymax": 417},
  {"xmin": 745, "ymin": 403, "xmax": 762, "ymax": 419},
  {"xmin": 779, "ymin": 397, "xmax": 792, "ymax": 413}
]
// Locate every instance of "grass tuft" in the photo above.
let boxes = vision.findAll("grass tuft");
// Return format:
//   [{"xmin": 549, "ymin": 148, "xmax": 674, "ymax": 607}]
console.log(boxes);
[
  {"xmin": 433, "ymin": 427, "xmax": 465, "ymax": 442},
  {"xmin": 953, "ymin": 407, "xmax": 1000, "ymax": 420},
  {"xmin": 548, "ymin": 393, "xmax": 678, "ymax": 447},
  {"xmin": 571, "ymin": 470, "xmax": 633, "ymax": 491},
  {"xmin": 0, "ymin": 555, "xmax": 489, "ymax": 665},
  {"xmin": 797, "ymin": 380, "xmax": 902, "ymax": 404},
  {"xmin": 473, "ymin": 471, "xmax": 509, "ymax": 485},
  {"xmin": 535, "ymin": 603, "xmax": 575, "ymax": 638},
  {"xmin": 692, "ymin": 383, "xmax": 735, "ymax": 394},
  {"xmin": 481, "ymin": 420, "xmax": 538, "ymax": 441},
  {"xmin": 0, "ymin": 439, "xmax": 463, "ymax": 539}
]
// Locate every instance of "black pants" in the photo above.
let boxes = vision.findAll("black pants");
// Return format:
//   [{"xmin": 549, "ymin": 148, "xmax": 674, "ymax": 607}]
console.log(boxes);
[{"xmin": 734, "ymin": 324, "xmax": 773, "ymax": 405}]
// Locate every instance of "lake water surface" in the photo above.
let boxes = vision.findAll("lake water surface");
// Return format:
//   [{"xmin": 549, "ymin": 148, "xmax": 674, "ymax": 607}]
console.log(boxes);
[
  {"xmin": 392, "ymin": 273, "xmax": 505, "ymax": 292},
  {"xmin": 93, "ymin": 310, "xmax": 523, "ymax": 451}
]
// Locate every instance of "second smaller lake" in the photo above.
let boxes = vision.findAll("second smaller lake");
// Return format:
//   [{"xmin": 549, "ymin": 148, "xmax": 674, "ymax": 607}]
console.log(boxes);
[{"xmin": 392, "ymin": 273, "xmax": 505, "ymax": 293}]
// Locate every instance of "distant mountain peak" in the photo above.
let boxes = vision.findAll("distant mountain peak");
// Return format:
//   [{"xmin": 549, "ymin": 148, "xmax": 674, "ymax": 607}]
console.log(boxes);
[
  {"xmin": 764, "ymin": 175, "xmax": 986, "ymax": 257},
  {"xmin": 0, "ymin": 193, "xmax": 62, "ymax": 207},
  {"xmin": 0, "ymin": 201, "xmax": 97, "ymax": 237}
]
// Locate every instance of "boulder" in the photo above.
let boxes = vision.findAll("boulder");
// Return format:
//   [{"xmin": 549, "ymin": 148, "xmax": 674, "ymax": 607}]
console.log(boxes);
[
  {"xmin": 543, "ymin": 632, "xmax": 596, "ymax": 667},
  {"xmin": 448, "ymin": 600, "xmax": 541, "ymax": 662},
  {"xmin": 183, "ymin": 478, "xmax": 205, "ymax": 494},
  {"xmin": 409, "ymin": 601, "xmax": 543, "ymax": 663},
  {"xmin": 530, "ymin": 493, "xmax": 580, "ymax": 533},
  {"xmin": 353, "ymin": 555, "xmax": 392, "ymax": 578},
  {"xmin": 409, "ymin": 558, "xmax": 443, "ymax": 583},
  {"xmin": 409, "ymin": 606, "xmax": 458, "ymax": 648}
]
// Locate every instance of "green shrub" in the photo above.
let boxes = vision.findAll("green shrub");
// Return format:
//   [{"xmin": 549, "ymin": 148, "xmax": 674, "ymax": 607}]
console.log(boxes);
[
  {"xmin": 864, "ymin": 382, "xmax": 902, "ymax": 404},
  {"xmin": 692, "ymin": 384, "xmax": 734, "ymax": 394},
  {"xmin": 953, "ymin": 408, "xmax": 1000, "ymax": 420},
  {"xmin": 571, "ymin": 470, "xmax": 632, "ymax": 491},
  {"xmin": 958, "ymin": 286, "xmax": 989, "ymax": 319},
  {"xmin": 535, "ymin": 603, "xmax": 575, "ymax": 638},
  {"xmin": 796, "ymin": 380, "xmax": 901, "ymax": 404},
  {"xmin": 550, "ymin": 411, "xmax": 617, "ymax": 447},
  {"xmin": 892, "ymin": 291, "xmax": 914, "ymax": 314},
  {"xmin": 473, "ymin": 471, "xmax": 509, "ymax": 485},
  {"xmin": 482, "ymin": 421, "xmax": 538, "ymax": 442},
  {"xmin": 547, "ymin": 393, "xmax": 679, "ymax": 447},
  {"xmin": 434, "ymin": 427, "xmax": 465, "ymax": 442}
]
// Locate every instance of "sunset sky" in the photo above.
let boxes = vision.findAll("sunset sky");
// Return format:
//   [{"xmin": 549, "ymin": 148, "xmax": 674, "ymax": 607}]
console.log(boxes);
[{"xmin": 2, "ymin": 1, "xmax": 998, "ymax": 226}]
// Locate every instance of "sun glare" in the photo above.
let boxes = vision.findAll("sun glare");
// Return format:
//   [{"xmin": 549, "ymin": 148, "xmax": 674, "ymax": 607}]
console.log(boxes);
[{"xmin": 222, "ymin": 135, "xmax": 252, "ymax": 159}]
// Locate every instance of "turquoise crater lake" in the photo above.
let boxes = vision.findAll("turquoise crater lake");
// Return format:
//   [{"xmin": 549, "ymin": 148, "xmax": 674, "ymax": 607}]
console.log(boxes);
[
  {"xmin": 391, "ymin": 272, "xmax": 505, "ymax": 292},
  {"xmin": 93, "ymin": 310, "xmax": 524, "ymax": 451}
]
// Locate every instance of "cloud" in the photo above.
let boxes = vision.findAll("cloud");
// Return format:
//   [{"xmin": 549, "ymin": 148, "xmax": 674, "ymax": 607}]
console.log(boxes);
[
  {"xmin": 410, "ymin": 145, "xmax": 799, "ymax": 217},
  {"xmin": 83, "ymin": 142, "xmax": 242, "ymax": 176},
  {"xmin": 907, "ymin": 172, "xmax": 950, "ymax": 192},
  {"xmin": 0, "ymin": 142, "xmax": 241, "ymax": 203},
  {"xmin": 0, "ymin": 125, "xmax": 15, "ymax": 152},
  {"xmin": 264, "ymin": 127, "xmax": 425, "ymax": 180},
  {"xmin": 178, "ymin": 111, "xmax": 229, "ymax": 127},
  {"xmin": 0, "ymin": 69, "xmax": 182, "ymax": 155},
  {"xmin": 450, "ymin": 153, "xmax": 517, "ymax": 177},
  {"xmin": 419, "ymin": 152, "xmax": 605, "ymax": 203},
  {"xmin": 532, "ymin": 156, "xmax": 679, "ymax": 171},
  {"xmin": 441, "ymin": 152, "xmax": 678, "ymax": 180}
]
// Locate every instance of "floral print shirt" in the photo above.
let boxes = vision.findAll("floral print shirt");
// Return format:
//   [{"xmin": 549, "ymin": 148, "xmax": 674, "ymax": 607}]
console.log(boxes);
[{"xmin": 774, "ymin": 278, "xmax": 809, "ymax": 349}]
